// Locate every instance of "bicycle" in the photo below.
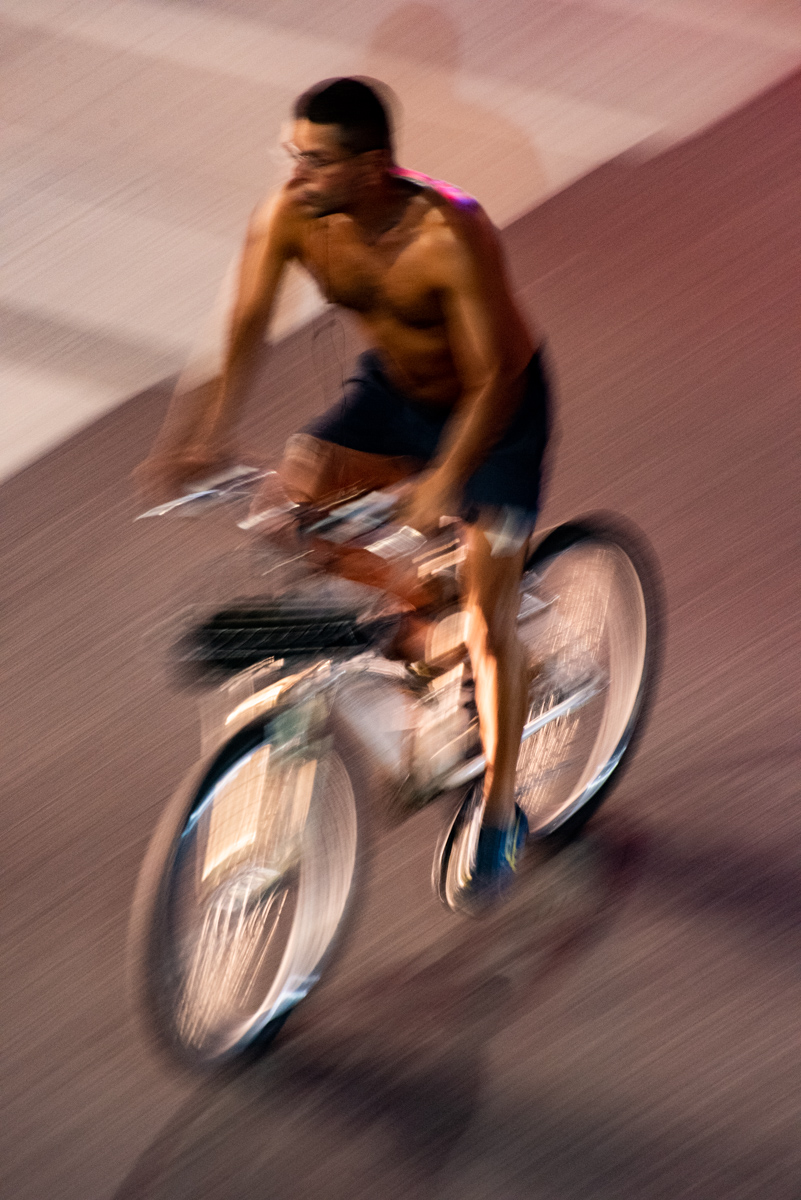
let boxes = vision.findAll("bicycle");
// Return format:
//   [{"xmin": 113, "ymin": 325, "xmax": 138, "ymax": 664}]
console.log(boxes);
[{"xmin": 127, "ymin": 468, "xmax": 661, "ymax": 1069}]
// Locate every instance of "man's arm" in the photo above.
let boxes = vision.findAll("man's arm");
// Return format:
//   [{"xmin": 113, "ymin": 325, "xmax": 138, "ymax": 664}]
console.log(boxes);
[
  {"xmin": 405, "ymin": 206, "xmax": 535, "ymax": 530},
  {"xmin": 135, "ymin": 191, "xmax": 299, "ymax": 499}
]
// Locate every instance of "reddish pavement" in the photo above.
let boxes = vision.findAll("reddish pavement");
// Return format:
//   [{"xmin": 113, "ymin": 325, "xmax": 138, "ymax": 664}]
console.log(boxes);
[{"xmin": 1, "ymin": 72, "xmax": 799, "ymax": 1200}]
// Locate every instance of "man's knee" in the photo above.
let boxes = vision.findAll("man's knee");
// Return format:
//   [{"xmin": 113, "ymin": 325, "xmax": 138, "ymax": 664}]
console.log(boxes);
[
  {"xmin": 281, "ymin": 434, "xmax": 419, "ymax": 503},
  {"xmin": 280, "ymin": 434, "xmax": 333, "ymax": 503},
  {"xmin": 284, "ymin": 432, "xmax": 327, "ymax": 469}
]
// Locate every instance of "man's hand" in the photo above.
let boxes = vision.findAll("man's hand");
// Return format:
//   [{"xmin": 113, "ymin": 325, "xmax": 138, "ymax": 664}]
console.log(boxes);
[
  {"xmin": 400, "ymin": 469, "xmax": 459, "ymax": 536},
  {"xmin": 132, "ymin": 443, "xmax": 235, "ymax": 504}
]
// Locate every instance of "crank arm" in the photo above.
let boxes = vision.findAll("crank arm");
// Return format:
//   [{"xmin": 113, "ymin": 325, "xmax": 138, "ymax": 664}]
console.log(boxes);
[{"xmin": 439, "ymin": 673, "xmax": 604, "ymax": 792}]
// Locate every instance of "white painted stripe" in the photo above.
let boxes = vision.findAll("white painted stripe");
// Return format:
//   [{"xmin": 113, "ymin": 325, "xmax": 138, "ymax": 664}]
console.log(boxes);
[
  {"xmin": 0, "ymin": 355, "xmax": 156, "ymax": 480},
  {"xmin": 0, "ymin": 183, "xmax": 232, "ymax": 352}
]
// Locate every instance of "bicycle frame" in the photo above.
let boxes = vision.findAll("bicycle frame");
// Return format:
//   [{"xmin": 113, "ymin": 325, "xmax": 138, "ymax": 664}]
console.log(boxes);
[
  {"xmin": 139, "ymin": 469, "xmax": 604, "ymax": 811},
  {"xmin": 195, "ymin": 632, "xmax": 603, "ymax": 813}
]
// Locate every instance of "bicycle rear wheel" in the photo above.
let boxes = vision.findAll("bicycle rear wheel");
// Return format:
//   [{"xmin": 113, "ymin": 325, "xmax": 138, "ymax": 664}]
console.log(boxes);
[
  {"xmin": 515, "ymin": 514, "xmax": 662, "ymax": 840},
  {"xmin": 128, "ymin": 708, "xmax": 360, "ymax": 1069}
]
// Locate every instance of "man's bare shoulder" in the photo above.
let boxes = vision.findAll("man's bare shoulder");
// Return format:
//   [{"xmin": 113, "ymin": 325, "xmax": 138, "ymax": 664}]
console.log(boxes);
[
  {"xmin": 393, "ymin": 168, "xmax": 479, "ymax": 213},
  {"xmin": 412, "ymin": 186, "xmax": 500, "ymax": 275},
  {"xmin": 394, "ymin": 170, "xmax": 495, "ymax": 248}
]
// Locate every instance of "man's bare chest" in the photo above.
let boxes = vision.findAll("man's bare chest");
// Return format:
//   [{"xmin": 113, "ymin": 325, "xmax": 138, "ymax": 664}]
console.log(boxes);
[{"xmin": 299, "ymin": 226, "xmax": 443, "ymax": 329}]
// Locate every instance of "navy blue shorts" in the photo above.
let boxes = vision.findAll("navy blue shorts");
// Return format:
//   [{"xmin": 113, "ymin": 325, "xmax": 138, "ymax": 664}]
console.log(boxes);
[{"xmin": 303, "ymin": 348, "xmax": 551, "ymax": 528}]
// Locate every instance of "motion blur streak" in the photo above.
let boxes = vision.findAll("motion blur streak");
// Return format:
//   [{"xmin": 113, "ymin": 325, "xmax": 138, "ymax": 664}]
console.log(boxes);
[{"xmin": 1, "ymin": 5, "xmax": 800, "ymax": 1199}]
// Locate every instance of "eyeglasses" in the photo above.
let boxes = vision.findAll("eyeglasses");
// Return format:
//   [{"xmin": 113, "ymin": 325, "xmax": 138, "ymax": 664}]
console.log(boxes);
[{"xmin": 282, "ymin": 142, "xmax": 361, "ymax": 172}]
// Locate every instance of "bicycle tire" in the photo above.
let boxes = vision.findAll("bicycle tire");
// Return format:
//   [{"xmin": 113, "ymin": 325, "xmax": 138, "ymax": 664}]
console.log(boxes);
[
  {"xmin": 127, "ymin": 705, "xmax": 362, "ymax": 1069},
  {"xmin": 514, "ymin": 512, "xmax": 663, "ymax": 842}
]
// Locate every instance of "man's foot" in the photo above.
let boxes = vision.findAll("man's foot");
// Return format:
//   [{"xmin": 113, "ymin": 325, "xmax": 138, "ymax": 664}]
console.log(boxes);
[
  {"xmin": 471, "ymin": 805, "xmax": 529, "ymax": 898},
  {"xmin": 435, "ymin": 778, "xmax": 529, "ymax": 915}
]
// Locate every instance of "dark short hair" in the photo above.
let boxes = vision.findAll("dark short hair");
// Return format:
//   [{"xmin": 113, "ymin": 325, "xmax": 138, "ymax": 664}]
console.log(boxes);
[{"xmin": 293, "ymin": 77, "xmax": 393, "ymax": 155}]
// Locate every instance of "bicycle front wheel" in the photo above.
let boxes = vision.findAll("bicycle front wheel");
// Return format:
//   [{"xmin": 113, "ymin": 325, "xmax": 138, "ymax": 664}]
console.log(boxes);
[
  {"xmin": 128, "ymin": 709, "xmax": 360, "ymax": 1069},
  {"xmin": 515, "ymin": 514, "xmax": 662, "ymax": 840}
]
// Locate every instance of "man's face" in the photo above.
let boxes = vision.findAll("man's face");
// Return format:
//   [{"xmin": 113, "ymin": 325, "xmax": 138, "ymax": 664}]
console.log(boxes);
[{"xmin": 286, "ymin": 119, "xmax": 362, "ymax": 216}]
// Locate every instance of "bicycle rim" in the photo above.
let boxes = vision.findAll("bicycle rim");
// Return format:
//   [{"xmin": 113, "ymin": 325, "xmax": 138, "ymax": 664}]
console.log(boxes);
[
  {"xmin": 157, "ymin": 726, "xmax": 358, "ymax": 1065},
  {"xmin": 516, "ymin": 528, "xmax": 650, "ymax": 838}
]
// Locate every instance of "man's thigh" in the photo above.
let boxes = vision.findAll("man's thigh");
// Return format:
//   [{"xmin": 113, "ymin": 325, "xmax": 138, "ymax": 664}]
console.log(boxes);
[{"xmin": 280, "ymin": 434, "xmax": 423, "ymax": 505}]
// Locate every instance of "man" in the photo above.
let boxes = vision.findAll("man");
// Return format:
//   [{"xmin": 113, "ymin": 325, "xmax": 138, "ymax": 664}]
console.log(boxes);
[{"xmin": 137, "ymin": 78, "xmax": 550, "ymax": 907}]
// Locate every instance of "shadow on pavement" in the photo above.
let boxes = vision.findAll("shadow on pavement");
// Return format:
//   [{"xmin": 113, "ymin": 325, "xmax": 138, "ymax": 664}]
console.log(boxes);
[{"xmin": 114, "ymin": 819, "xmax": 642, "ymax": 1200}]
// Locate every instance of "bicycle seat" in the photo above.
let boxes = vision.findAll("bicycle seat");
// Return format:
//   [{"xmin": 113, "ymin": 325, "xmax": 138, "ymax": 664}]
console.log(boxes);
[{"xmin": 175, "ymin": 600, "xmax": 400, "ymax": 673}]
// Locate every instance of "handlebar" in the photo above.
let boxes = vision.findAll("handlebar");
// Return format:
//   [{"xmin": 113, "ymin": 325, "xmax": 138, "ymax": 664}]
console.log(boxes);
[
  {"xmin": 136, "ymin": 467, "xmax": 462, "ymax": 573},
  {"xmin": 136, "ymin": 465, "xmax": 269, "ymax": 519},
  {"xmin": 137, "ymin": 467, "xmax": 407, "ymax": 544}
]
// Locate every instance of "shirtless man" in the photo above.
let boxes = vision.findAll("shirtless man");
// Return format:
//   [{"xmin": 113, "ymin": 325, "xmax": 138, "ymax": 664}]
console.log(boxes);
[{"xmin": 137, "ymin": 78, "xmax": 550, "ymax": 907}]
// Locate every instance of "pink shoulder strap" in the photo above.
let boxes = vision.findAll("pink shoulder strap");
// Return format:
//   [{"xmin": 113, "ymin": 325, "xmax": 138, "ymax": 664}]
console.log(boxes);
[{"xmin": 390, "ymin": 166, "xmax": 477, "ymax": 210}]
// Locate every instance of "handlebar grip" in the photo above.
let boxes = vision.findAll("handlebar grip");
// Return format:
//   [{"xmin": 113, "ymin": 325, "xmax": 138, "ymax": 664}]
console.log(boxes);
[{"xmin": 135, "ymin": 465, "xmax": 265, "ymax": 520}]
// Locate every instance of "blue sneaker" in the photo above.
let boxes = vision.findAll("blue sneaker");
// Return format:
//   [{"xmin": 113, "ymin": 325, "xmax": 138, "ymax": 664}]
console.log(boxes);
[
  {"xmin": 435, "ymin": 778, "xmax": 529, "ymax": 914},
  {"xmin": 471, "ymin": 806, "xmax": 529, "ymax": 899}
]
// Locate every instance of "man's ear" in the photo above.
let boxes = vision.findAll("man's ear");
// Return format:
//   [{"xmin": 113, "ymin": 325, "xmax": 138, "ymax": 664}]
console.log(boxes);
[{"xmin": 362, "ymin": 148, "xmax": 390, "ymax": 182}]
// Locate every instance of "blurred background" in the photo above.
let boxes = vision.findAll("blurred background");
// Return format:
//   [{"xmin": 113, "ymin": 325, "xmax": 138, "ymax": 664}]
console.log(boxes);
[{"xmin": 2, "ymin": 3, "xmax": 799, "ymax": 1198}]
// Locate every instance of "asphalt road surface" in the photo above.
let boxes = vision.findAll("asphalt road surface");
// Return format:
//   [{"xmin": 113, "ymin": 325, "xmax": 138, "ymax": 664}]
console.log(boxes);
[{"xmin": 2, "ymin": 73, "xmax": 799, "ymax": 1200}]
